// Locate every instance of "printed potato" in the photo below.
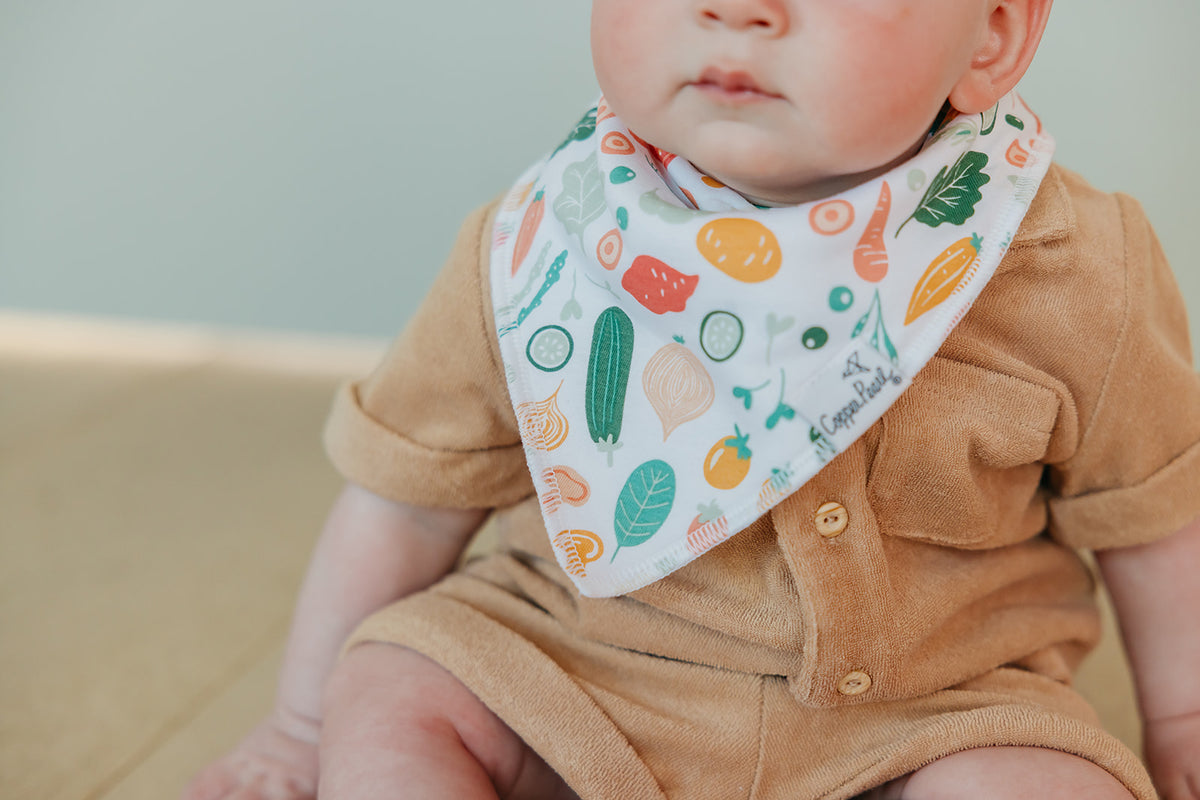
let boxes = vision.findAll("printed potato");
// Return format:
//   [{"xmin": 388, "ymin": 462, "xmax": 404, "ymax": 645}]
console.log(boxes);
[{"xmin": 696, "ymin": 218, "xmax": 782, "ymax": 283}]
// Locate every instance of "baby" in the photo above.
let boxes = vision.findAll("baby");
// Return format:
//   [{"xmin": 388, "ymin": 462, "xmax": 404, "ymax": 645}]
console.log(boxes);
[{"xmin": 185, "ymin": 1, "xmax": 1200, "ymax": 798}]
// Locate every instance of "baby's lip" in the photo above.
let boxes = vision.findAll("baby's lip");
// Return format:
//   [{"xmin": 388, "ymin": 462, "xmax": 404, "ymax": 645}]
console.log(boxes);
[{"xmin": 692, "ymin": 66, "xmax": 781, "ymax": 99}]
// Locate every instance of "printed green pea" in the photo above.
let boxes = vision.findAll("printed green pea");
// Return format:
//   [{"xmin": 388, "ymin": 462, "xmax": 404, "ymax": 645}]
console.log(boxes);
[
  {"xmin": 610, "ymin": 167, "xmax": 636, "ymax": 185},
  {"xmin": 802, "ymin": 327, "xmax": 828, "ymax": 350},
  {"xmin": 829, "ymin": 286, "xmax": 854, "ymax": 312}
]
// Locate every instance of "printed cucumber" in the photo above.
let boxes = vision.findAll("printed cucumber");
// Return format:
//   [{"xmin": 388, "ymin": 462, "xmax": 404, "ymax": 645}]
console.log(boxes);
[{"xmin": 586, "ymin": 306, "xmax": 634, "ymax": 465}]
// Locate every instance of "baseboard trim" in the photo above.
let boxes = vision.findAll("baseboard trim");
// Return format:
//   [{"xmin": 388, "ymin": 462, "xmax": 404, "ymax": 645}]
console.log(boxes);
[{"xmin": 0, "ymin": 311, "xmax": 387, "ymax": 377}]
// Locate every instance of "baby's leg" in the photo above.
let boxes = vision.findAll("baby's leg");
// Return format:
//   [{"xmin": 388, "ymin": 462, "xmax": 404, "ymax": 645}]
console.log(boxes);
[
  {"xmin": 319, "ymin": 642, "xmax": 579, "ymax": 800},
  {"xmin": 865, "ymin": 746, "xmax": 1135, "ymax": 800}
]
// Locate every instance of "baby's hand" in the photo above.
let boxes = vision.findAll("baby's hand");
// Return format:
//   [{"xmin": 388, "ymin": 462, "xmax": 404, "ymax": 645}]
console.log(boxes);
[
  {"xmin": 181, "ymin": 709, "xmax": 319, "ymax": 800},
  {"xmin": 1144, "ymin": 709, "xmax": 1200, "ymax": 799}
]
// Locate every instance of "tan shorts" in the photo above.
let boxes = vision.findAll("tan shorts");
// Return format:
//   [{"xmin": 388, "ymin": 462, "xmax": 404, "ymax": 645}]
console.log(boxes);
[{"xmin": 348, "ymin": 570, "xmax": 1155, "ymax": 800}]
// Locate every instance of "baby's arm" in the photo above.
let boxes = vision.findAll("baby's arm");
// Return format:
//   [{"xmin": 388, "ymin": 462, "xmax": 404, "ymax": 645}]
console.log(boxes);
[
  {"xmin": 1096, "ymin": 514, "xmax": 1200, "ymax": 799},
  {"xmin": 182, "ymin": 482, "xmax": 486, "ymax": 800}
]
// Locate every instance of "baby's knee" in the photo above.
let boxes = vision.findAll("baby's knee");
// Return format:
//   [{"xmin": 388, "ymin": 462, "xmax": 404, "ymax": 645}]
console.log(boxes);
[
  {"xmin": 320, "ymin": 643, "xmax": 534, "ymax": 792},
  {"xmin": 322, "ymin": 643, "xmax": 470, "ymax": 733},
  {"xmin": 896, "ymin": 746, "xmax": 1134, "ymax": 800}
]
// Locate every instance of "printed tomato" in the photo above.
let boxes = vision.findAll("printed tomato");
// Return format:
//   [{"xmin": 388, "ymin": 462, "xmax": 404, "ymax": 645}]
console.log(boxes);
[
  {"xmin": 621, "ymin": 255, "xmax": 699, "ymax": 314},
  {"xmin": 703, "ymin": 426, "xmax": 752, "ymax": 490}
]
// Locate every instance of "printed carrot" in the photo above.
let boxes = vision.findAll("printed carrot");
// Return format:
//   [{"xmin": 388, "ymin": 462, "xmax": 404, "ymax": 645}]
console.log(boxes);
[
  {"xmin": 904, "ymin": 233, "xmax": 982, "ymax": 324},
  {"xmin": 853, "ymin": 182, "xmax": 890, "ymax": 282},
  {"xmin": 512, "ymin": 189, "xmax": 545, "ymax": 276}
]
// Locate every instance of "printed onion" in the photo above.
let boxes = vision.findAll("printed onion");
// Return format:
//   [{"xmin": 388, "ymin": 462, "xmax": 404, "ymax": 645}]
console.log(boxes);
[
  {"xmin": 642, "ymin": 342, "xmax": 715, "ymax": 441},
  {"xmin": 516, "ymin": 384, "xmax": 569, "ymax": 451}
]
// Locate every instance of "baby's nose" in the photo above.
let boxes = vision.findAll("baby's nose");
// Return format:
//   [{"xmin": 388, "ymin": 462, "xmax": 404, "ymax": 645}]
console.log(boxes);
[{"xmin": 696, "ymin": 0, "xmax": 789, "ymax": 35}]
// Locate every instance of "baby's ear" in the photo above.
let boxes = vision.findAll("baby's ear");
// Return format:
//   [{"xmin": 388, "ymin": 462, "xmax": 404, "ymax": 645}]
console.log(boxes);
[{"xmin": 949, "ymin": 0, "xmax": 1053, "ymax": 114}]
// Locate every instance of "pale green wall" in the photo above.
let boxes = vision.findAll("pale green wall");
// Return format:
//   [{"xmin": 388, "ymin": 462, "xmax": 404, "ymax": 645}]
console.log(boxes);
[{"xmin": 3, "ymin": 0, "xmax": 1197, "ymax": 347}]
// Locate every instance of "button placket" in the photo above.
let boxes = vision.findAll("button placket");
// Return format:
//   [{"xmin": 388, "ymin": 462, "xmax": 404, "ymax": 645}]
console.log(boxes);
[{"xmin": 776, "ymin": 441, "xmax": 892, "ymax": 706}]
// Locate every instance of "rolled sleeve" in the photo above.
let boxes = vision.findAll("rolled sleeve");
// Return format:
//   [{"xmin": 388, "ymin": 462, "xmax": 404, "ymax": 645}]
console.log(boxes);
[
  {"xmin": 323, "ymin": 199, "xmax": 535, "ymax": 509},
  {"xmin": 324, "ymin": 381, "xmax": 531, "ymax": 509},
  {"xmin": 1050, "ymin": 437, "xmax": 1200, "ymax": 549},
  {"xmin": 1047, "ymin": 193, "xmax": 1200, "ymax": 549}
]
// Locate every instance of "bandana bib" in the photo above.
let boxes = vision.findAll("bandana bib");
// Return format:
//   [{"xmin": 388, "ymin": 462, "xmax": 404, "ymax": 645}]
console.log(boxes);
[{"xmin": 490, "ymin": 93, "xmax": 1054, "ymax": 597}]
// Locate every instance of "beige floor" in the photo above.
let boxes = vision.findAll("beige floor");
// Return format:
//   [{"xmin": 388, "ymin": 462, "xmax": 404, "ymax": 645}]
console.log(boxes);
[{"xmin": 1, "ymin": 315, "xmax": 1143, "ymax": 800}]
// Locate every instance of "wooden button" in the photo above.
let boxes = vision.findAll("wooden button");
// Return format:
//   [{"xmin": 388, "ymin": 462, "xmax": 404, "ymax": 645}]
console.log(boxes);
[
  {"xmin": 814, "ymin": 502, "xmax": 848, "ymax": 538},
  {"xmin": 838, "ymin": 671, "xmax": 872, "ymax": 696}
]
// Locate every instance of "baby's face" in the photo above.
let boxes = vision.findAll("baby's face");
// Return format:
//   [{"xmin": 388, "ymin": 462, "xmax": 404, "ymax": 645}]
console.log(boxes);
[{"xmin": 591, "ymin": 0, "xmax": 992, "ymax": 205}]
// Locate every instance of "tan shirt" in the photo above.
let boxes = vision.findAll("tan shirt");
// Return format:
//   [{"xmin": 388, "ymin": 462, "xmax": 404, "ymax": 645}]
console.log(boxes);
[{"xmin": 325, "ymin": 164, "xmax": 1200, "ymax": 707}]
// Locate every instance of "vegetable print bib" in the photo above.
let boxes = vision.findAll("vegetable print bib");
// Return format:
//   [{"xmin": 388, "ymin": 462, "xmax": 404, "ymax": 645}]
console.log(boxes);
[{"xmin": 491, "ymin": 93, "xmax": 1054, "ymax": 597}]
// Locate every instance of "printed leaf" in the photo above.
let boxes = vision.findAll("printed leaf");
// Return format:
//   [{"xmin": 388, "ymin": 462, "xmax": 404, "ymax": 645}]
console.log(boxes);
[
  {"xmin": 639, "ymin": 189, "xmax": 695, "ymax": 225},
  {"xmin": 554, "ymin": 153, "xmax": 606, "ymax": 244},
  {"xmin": 552, "ymin": 108, "xmax": 598, "ymax": 156},
  {"xmin": 897, "ymin": 151, "xmax": 990, "ymax": 235},
  {"xmin": 979, "ymin": 103, "xmax": 999, "ymax": 135},
  {"xmin": 612, "ymin": 460, "xmax": 676, "ymax": 559},
  {"xmin": 851, "ymin": 289, "xmax": 899, "ymax": 365}
]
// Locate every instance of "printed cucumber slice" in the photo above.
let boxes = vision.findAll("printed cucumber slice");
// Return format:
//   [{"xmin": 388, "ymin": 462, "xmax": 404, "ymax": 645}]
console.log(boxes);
[
  {"xmin": 527, "ymin": 325, "xmax": 574, "ymax": 372},
  {"xmin": 699, "ymin": 310, "xmax": 744, "ymax": 362}
]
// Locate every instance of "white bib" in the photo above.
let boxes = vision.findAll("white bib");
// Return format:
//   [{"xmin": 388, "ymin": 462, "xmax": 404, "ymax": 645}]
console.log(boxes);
[{"xmin": 490, "ymin": 93, "xmax": 1054, "ymax": 597}]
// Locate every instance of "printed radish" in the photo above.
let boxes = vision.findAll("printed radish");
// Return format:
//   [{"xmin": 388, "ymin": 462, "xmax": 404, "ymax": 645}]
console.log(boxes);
[
  {"xmin": 809, "ymin": 199, "xmax": 855, "ymax": 236},
  {"xmin": 597, "ymin": 229, "xmax": 623, "ymax": 270},
  {"xmin": 1005, "ymin": 139, "xmax": 1030, "ymax": 168},
  {"xmin": 601, "ymin": 132, "xmax": 636, "ymax": 155}
]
